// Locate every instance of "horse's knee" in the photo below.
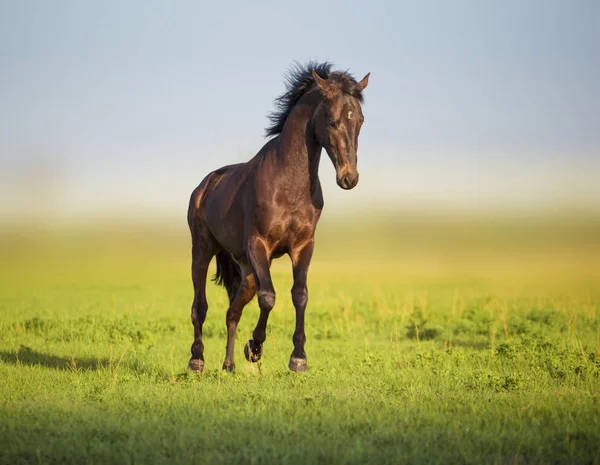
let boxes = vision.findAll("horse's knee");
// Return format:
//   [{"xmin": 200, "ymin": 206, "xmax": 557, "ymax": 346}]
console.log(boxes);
[
  {"xmin": 258, "ymin": 289, "xmax": 276, "ymax": 312},
  {"xmin": 291, "ymin": 286, "xmax": 308, "ymax": 310},
  {"xmin": 191, "ymin": 301, "xmax": 208, "ymax": 325}
]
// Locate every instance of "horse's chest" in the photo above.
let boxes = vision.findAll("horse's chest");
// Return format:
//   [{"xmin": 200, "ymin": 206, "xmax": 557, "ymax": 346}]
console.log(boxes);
[{"xmin": 265, "ymin": 211, "xmax": 316, "ymax": 250}]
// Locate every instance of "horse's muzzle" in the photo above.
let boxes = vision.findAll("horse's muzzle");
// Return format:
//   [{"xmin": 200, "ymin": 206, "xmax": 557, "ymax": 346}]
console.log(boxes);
[{"xmin": 337, "ymin": 170, "xmax": 359, "ymax": 190}]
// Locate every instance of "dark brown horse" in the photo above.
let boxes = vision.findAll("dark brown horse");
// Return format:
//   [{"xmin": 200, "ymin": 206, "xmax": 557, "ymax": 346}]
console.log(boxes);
[{"xmin": 186, "ymin": 62, "xmax": 370, "ymax": 372}]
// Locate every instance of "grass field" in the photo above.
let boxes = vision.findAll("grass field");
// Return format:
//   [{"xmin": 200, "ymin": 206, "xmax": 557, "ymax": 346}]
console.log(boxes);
[{"xmin": 1, "ymin": 213, "xmax": 599, "ymax": 464}]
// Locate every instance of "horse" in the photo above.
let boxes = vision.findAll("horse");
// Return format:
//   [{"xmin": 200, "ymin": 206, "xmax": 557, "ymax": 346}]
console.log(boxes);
[{"xmin": 186, "ymin": 61, "xmax": 370, "ymax": 373}]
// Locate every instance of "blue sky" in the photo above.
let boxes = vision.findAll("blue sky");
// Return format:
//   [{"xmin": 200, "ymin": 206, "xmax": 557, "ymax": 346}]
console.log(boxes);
[{"xmin": 1, "ymin": 0, "xmax": 599, "ymax": 219}]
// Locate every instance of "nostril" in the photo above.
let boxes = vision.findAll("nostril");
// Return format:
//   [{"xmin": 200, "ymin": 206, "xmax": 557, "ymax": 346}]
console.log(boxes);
[
  {"xmin": 337, "ymin": 172, "xmax": 358, "ymax": 189},
  {"xmin": 346, "ymin": 173, "xmax": 358, "ymax": 188}
]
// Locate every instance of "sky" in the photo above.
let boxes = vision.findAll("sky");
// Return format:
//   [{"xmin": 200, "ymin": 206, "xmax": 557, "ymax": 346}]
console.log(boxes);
[{"xmin": 1, "ymin": 0, "xmax": 599, "ymax": 221}]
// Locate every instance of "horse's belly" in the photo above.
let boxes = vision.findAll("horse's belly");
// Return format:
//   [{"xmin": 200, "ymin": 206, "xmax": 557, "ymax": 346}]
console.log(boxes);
[{"xmin": 203, "ymin": 207, "xmax": 246, "ymax": 259}]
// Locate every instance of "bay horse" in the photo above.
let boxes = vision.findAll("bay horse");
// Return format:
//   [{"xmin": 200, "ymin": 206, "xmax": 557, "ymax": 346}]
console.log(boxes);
[{"xmin": 187, "ymin": 62, "xmax": 370, "ymax": 372}]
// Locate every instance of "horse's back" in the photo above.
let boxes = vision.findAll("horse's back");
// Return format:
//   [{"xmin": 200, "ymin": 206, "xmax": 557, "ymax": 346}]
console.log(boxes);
[{"xmin": 188, "ymin": 137, "xmax": 281, "ymax": 255}]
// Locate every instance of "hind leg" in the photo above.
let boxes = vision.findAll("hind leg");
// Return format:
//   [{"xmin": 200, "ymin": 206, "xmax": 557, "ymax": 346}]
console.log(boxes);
[
  {"xmin": 188, "ymin": 221, "xmax": 218, "ymax": 372},
  {"xmin": 222, "ymin": 265, "xmax": 256, "ymax": 372}
]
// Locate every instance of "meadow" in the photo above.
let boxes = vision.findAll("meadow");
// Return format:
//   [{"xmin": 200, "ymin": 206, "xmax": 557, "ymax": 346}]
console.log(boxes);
[{"xmin": 1, "ymin": 212, "xmax": 599, "ymax": 465}]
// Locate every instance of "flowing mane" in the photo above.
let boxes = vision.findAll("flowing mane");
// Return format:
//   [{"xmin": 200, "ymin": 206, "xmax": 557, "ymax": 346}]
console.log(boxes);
[{"xmin": 265, "ymin": 61, "xmax": 365, "ymax": 137}]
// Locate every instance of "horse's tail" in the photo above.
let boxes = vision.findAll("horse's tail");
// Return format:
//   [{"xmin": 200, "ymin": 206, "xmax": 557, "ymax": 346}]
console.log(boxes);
[{"xmin": 212, "ymin": 250, "xmax": 241, "ymax": 304}]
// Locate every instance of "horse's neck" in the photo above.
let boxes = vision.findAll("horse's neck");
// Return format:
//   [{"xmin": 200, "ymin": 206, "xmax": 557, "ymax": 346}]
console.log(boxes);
[{"xmin": 275, "ymin": 100, "xmax": 322, "ymax": 188}]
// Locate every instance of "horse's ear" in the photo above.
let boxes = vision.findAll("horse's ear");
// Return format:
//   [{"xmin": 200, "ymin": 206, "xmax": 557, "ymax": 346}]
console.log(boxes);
[
  {"xmin": 356, "ymin": 72, "xmax": 370, "ymax": 91},
  {"xmin": 312, "ymin": 69, "xmax": 336, "ymax": 98}
]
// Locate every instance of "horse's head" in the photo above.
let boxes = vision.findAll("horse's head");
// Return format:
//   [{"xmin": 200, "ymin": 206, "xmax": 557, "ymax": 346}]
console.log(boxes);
[{"xmin": 311, "ymin": 69, "xmax": 370, "ymax": 190}]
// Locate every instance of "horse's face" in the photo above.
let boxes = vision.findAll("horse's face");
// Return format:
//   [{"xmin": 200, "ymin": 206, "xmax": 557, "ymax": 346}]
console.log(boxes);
[{"xmin": 312, "ymin": 70, "xmax": 370, "ymax": 190}]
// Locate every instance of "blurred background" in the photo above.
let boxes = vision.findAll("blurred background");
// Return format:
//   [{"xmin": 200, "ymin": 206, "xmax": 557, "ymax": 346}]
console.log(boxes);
[{"xmin": 1, "ymin": 0, "xmax": 599, "ymax": 285}]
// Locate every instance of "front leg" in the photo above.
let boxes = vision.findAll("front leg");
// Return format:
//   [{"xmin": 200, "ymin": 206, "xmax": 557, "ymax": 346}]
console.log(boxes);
[
  {"xmin": 289, "ymin": 240, "xmax": 314, "ymax": 372},
  {"xmin": 244, "ymin": 236, "xmax": 276, "ymax": 363}
]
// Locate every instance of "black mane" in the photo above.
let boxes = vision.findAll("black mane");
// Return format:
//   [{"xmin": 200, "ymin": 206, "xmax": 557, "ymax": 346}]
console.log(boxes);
[{"xmin": 265, "ymin": 61, "xmax": 364, "ymax": 138}]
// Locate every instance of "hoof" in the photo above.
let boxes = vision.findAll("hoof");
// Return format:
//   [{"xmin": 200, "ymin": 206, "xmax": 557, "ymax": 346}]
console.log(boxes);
[
  {"xmin": 187, "ymin": 359, "xmax": 204, "ymax": 372},
  {"xmin": 244, "ymin": 340, "xmax": 262, "ymax": 363},
  {"xmin": 222, "ymin": 362, "xmax": 235, "ymax": 373},
  {"xmin": 289, "ymin": 356, "xmax": 308, "ymax": 372}
]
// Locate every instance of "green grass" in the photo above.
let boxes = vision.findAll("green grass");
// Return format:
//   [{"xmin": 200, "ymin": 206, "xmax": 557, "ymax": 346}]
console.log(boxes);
[{"xmin": 1, "ymin": 216, "xmax": 599, "ymax": 464}]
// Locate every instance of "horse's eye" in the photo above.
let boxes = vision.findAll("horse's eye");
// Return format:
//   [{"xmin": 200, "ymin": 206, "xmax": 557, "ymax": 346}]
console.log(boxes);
[{"xmin": 328, "ymin": 121, "xmax": 338, "ymax": 130}]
